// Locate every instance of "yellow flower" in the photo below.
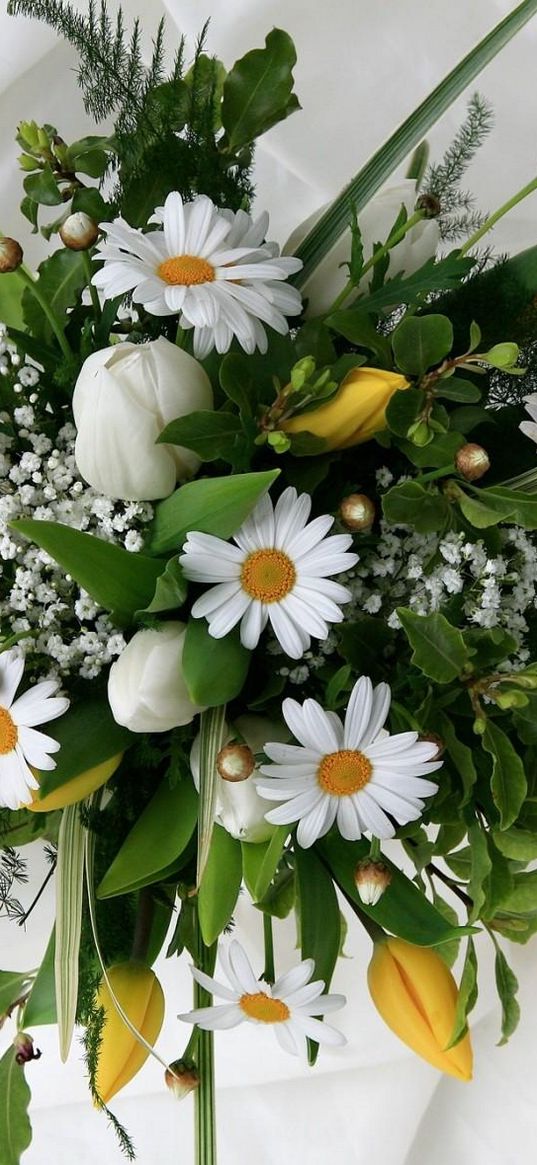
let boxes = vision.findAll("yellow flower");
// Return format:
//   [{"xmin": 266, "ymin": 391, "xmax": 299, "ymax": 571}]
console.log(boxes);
[
  {"xmin": 95, "ymin": 962, "xmax": 165, "ymax": 1103},
  {"xmin": 367, "ymin": 937, "xmax": 473, "ymax": 1081},
  {"xmin": 282, "ymin": 367, "xmax": 409, "ymax": 450},
  {"xmin": 26, "ymin": 753, "xmax": 123, "ymax": 813}
]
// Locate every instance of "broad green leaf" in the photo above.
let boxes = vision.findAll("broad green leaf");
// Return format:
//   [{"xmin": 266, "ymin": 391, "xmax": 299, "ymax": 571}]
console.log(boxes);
[
  {"xmin": 296, "ymin": 847, "xmax": 341, "ymax": 1065},
  {"xmin": 135, "ymin": 556, "xmax": 187, "ymax": 617},
  {"xmin": 325, "ymin": 310, "xmax": 392, "ymax": 364},
  {"xmin": 431, "ymin": 893, "xmax": 461, "ymax": 968},
  {"xmin": 183, "ymin": 620, "xmax": 250, "ymax": 707},
  {"xmin": 22, "ymin": 249, "xmax": 86, "ymax": 341},
  {"xmin": 434, "ymin": 376, "xmax": 481, "ymax": 403},
  {"xmin": 198, "ymin": 826, "xmax": 242, "ymax": 946},
  {"xmin": 385, "ymin": 387, "xmax": 424, "ymax": 436},
  {"xmin": 382, "ymin": 481, "xmax": 450, "ymax": 532},
  {"xmin": 24, "ymin": 929, "xmax": 56, "ymax": 1026},
  {"xmin": 219, "ymin": 353, "xmax": 257, "ymax": 416},
  {"xmin": 37, "ymin": 698, "xmax": 133, "ymax": 800},
  {"xmin": 446, "ymin": 938, "xmax": 478, "ymax": 1048},
  {"xmin": 0, "ymin": 971, "xmax": 30, "ymax": 1017},
  {"xmin": 241, "ymin": 826, "xmax": 289, "ymax": 901},
  {"xmin": 482, "ymin": 720, "xmax": 527, "ymax": 829},
  {"xmin": 148, "ymin": 469, "xmax": 279, "ymax": 555},
  {"xmin": 221, "ymin": 29, "xmax": 300, "ymax": 154},
  {"xmin": 391, "ymin": 314, "xmax": 453, "ymax": 376},
  {"xmin": 98, "ymin": 778, "xmax": 198, "ymax": 898},
  {"xmin": 319, "ymin": 834, "xmax": 474, "ymax": 945},
  {"xmin": 468, "ymin": 821, "xmax": 492, "ymax": 922},
  {"xmin": 337, "ymin": 615, "xmax": 394, "ymax": 681},
  {"xmin": 0, "ymin": 272, "xmax": 24, "ymax": 330},
  {"xmin": 483, "ymin": 840, "xmax": 514, "ymax": 919},
  {"xmin": 462, "ymin": 627, "xmax": 517, "ymax": 671},
  {"xmin": 294, "ymin": 2, "xmax": 537, "ymax": 284},
  {"xmin": 255, "ymin": 866, "xmax": 295, "ymax": 919},
  {"xmin": 397, "ymin": 609, "xmax": 470, "ymax": 683},
  {"xmin": 456, "ymin": 489, "xmax": 514, "ymax": 529},
  {"xmin": 11, "ymin": 520, "xmax": 163, "ymax": 622},
  {"xmin": 438, "ymin": 714, "xmax": 477, "ymax": 805},
  {"xmin": 158, "ymin": 410, "xmax": 244, "ymax": 462},
  {"xmin": 467, "ymin": 484, "xmax": 537, "ymax": 529},
  {"xmin": 513, "ymin": 694, "xmax": 537, "ymax": 744},
  {"xmin": 494, "ymin": 947, "xmax": 520, "ymax": 1045},
  {"xmin": 23, "ymin": 163, "xmax": 62, "ymax": 206},
  {"xmin": 0, "ymin": 1047, "xmax": 32, "ymax": 1165},
  {"xmin": 71, "ymin": 185, "xmax": 109, "ymax": 222},
  {"xmin": 492, "ymin": 826, "xmax": 537, "ymax": 861},
  {"xmin": 501, "ymin": 869, "xmax": 537, "ymax": 913},
  {"xmin": 401, "ymin": 431, "xmax": 464, "ymax": 469},
  {"xmin": 55, "ymin": 803, "xmax": 85, "ymax": 1060}
]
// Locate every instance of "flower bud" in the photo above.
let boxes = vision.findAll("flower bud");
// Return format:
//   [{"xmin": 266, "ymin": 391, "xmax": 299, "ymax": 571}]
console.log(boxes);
[
  {"xmin": 482, "ymin": 342, "xmax": 519, "ymax": 368},
  {"xmin": 95, "ymin": 962, "xmax": 165, "ymax": 1103},
  {"xmin": 108, "ymin": 623, "xmax": 205, "ymax": 733},
  {"xmin": 282, "ymin": 367, "xmax": 409, "ymax": 450},
  {"xmin": 216, "ymin": 742, "xmax": 256, "ymax": 783},
  {"xmin": 407, "ymin": 419, "xmax": 433, "ymax": 447},
  {"xmin": 455, "ymin": 443, "xmax": 490, "ymax": 482},
  {"xmin": 354, "ymin": 859, "xmax": 391, "ymax": 905},
  {"xmin": 18, "ymin": 153, "xmax": 37, "ymax": 172},
  {"xmin": 165, "ymin": 1059, "xmax": 200, "ymax": 1100},
  {"xmin": 415, "ymin": 193, "xmax": 442, "ymax": 219},
  {"xmin": 26, "ymin": 752, "xmax": 123, "ymax": 813},
  {"xmin": 0, "ymin": 238, "xmax": 23, "ymax": 274},
  {"xmin": 368, "ymin": 937, "xmax": 473, "ymax": 1081},
  {"xmin": 59, "ymin": 211, "xmax": 99, "ymax": 251},
  {"xmin": 13, "ymin": 1032, "xmax": 41, "ymax": 1065},
  {"xmin": 340, "ymin": 493, "xmax": 376, "ymax": 532}
]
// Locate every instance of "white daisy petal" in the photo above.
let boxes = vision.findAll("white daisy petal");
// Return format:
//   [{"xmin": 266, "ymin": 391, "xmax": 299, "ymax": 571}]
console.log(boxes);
[
  {"xmin": 296, "ymin": 797, "xmax": 336, "ymax": 847},
  {"xmin": 343, "ymin": 676, "xmax": 374, "ymax": 750},
  {"xmin": 0, "ymin": 651, "xmax": 25, "ymax": 708},
  {"xmin": 227, "ymin": 940, "xmax": 259, "ymax": 994},
  {"xmin": 262, "ymin": 743, "xmax": 321, "ymax": 766},
  {"xmin": 336, "ymin": 796, "xmax": 361, "ymax": 841},
  {"xmin": 179, "ymin": 1004, "xmax": 243, "ymax": 1030},
  {"xmin": 17, "ymin": 726, "xmax": 60, "ymax": 768},
  {"xmin": 285, "ymin": 514, "xmax": 335, "ymax": 559},
  {"xmin": 301, "ymin": 699, "xmax": 341, "ymax": 754},
  {"xmin": 269, "ymin": 603, "xmax": 309, "ymax": 659},
  {"xmin": 293, "ymin": 1015, "xmax": 347, "ymax": 1047},
  {"xmin": 361, "ymin": 682, "xmax": 392, "ymax": 747},
  {"xmin": 239, "ymin": 601, "xmax": 267, "ymax": 650},
  {"xmin": 272, "ymin": 960, "xmax": 316, "ymax": 998},
  {"xmin": 190, "ymin": 967, "xmax": 238, "ymax": 1002},
  {"xmin": 275, "ymin": 1022, "xmax": 302, "ymax": 1057},
  {"xmin": 356, "ymin": 790, "xmax": 397, "ymax": 838},
  {"xmin": 191, "ymin": 583, "xmax": 246, "ymax": 618},
  {"xmin": 0, "ymin": 655, "xmax": 69, "ymax": 810},
  {"xmin": 265, "ymin": 787, "xmax": 324, "ymax": 823}
]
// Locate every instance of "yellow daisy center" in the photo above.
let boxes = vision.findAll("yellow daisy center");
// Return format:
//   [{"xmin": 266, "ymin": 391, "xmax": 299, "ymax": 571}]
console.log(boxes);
[
  {"xmin": 239, "ymin": 991, "xmax": 290, "ymax": 1024},
  {"xmin": 0, "ymin": 706, "xmax": 18, "ymax": 755},
  {"xmin": 157, "ymin": 255, "xmax": 215, "ymax": 286},
  {"xmin": 317, "ymin": 749, "xmax": 373, "ymax": 796},
  {"xmin": 240, "ymin": 549, "xmax": 296, "ymax": 604}
]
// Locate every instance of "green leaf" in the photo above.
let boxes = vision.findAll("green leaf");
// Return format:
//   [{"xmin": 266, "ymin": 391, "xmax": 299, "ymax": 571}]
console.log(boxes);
[
  {"xmin": 396, "ymin": 608, "xmax": 470, "ymax": 683},
  {"xmin": 11, "ymin": 520, "xmax": 163, "ymax": 622},
  {"xmin": 438, "ymin": 714, "xmax": 477, "ymax": 805},
  {"xmin": 55, "ymin": 803, "xmax": 85, "ymax": 1060},
  {"xmin": 338, "ymin": 616, "xmax": 394, "ymax": 681},
  {"xmin": 183, "ymin": 620, "xmax": 250, "ymax": 707},
  {"xmin": 513, "ymin": 694, "xmax": 537, "ymax": 744},
  {"xmin": 492, "ymin": 827, "xmax": 537, "ymax": 861},
  {"xmin": 494, "ymin": 946, "xmax": 520, "ymax": 1045},
  {"xmin": 325, "ymin": 310, "xmax": 392, "ymax": 364},
  {"xmin": 148, "ymin": 469, "xmax": 279, "ymax": 555},
  {"xmin": 22, "ymin": 249, "xmax": 86, "ymax": 341},
  {"xmin": 482, "ymin": 720, "xmax": 527, "ymax": 830},
  {"xmin": 0, "ymin": 971, "xmax": 30, "ymax": 1016},
  {"xmin": 241, "ymin": 826, "xmax": 289, "ymax": 901},
  {"xmin": 400, "ymin": 431, "xmax": 464, "ymax": 469},
  {"xmin": 392, "ymin": 314, "xmax": 453, "ymax": 376},
  {"xmin": 0, "ymin": 272, "xmax": 24, "ymax": 331},
  {"xmin": 468, "ymin": 821, "xmax": 492, "ymax": 922},
  {"xmin": 23, "ymin": 163, "xmax": 62, "ymax": 205},
  {"xmin": 37, "ymin": 698, "xmax": 133, "ymax": 800},
  {"xmin": 24, "ymin": 929, "xmax": 56, "ymax": 1026},
  {"xmin": 219, "ymin": 353, "xmax": 257, "ymax": 417},
  {"xmin": 0, "ymin": 1047, "xmax": 32, "ymax": 1165},
  {"xmin": 98, "ymin": 778, "xmax": 198, "ymax": 898},
  {"xmin": 467, "ymin": 484, "xmax": 537, "ymax": 529},
  {"xmin": 456, "ymin": 488, "xmax": 515, "ymax": 529},
  {"xmin": 435, "ymin": 376, "xmax": 481, "ymax": 403},
  {"xmin": 195, "ymin": 705, "xmax": 227, "ymax": 888},
  {"xmin": 319, "ymin": 834, "xmax": 474, "ymax": 945},
  {"xmin": 296, "ymin": 847, "xmax": 341, "ymax": 1064},
  {"xmin": 356, "ymin": 254, "xmax": 474, "ymax": 316},
  {"xmin": 198, "ymin": 826, "xmax": 242, "ymax": 946},
  {"xmin": 446, "ymin": 938, "xmax": 478, "ymax": 1048},
  {"xmin": 385, "ymin": 387, "xmax": 424, "ymax": 436},
  {"xmin": 294, "ymin": 1, "xmax": 537, "ymax": 285},
  {"xmin": 158, "ymin": 410, "xmax": 244, "ymax": 462},
  {"xmin": 255, "ymin": 866, "xmax": 295, "ymax": 919},
  {"xmin": 221, "ymin": 29, "xmax": 300, "ymax": 154},
  {"xmin": 501, "ymin": 869, "xmax": 537, "ymax": 913},
  {"xmin": 135, "ymin": 556, "xmax": 186, "ymax": 617},
  {"xmin": 71, "ymin": 186, "xmax": 109, "ymax": 222},
  {"xmin": 382, "ymin": 481, "xmax": 450, "ymax": 533},
  {"xmin": 483, "ymin": 839, "xmax": 514, "ymax": 918}
]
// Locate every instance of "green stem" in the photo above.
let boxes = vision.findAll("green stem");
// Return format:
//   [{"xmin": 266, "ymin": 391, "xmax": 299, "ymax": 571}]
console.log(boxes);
[
  {"xmin": 262, "ymin": 913, "xmax": 275, "ymax": 985},
  {"xmin": 81, "ymin": 250, "xmax": 101, "ymax": 318},
  {"xmin": 194, "ymin": 924, "xmax": 217, "ymax": 1165},
  {"xmin": 460, "ymin": 175, "xmax": 537, "ymax": 254},
  {"xmin": 369, "ymin": 837, "xmax": 381, "ymax": 861},
  {"xmin": 413, "ymin": 463, "xmax": 455, "ymax": 485},
  {"xmin": 14, "ymin": 264, "xmax": 72, "ymax": 360},
  {"xmin": 326, "ymin": 209, "xmax": 426, "ymax": 314}
]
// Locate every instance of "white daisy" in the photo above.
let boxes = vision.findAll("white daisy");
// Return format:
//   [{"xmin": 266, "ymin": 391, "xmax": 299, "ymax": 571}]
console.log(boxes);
[
  {"xmin": 179, "ymin": 939, "xmax": 346, "ymax": 1060},
  {"xmin": 0, "ymin": 649, "xmax": 69, "ymax": 810},
  {"xmin": 520, "ymin": 394, "xmax": 537, "ymax": 445},
  {"xmin": 256, "ymin": 675, "xmax": 442, "ymax": 848},
  {"xmin": 179, "ymin": 486, "xmax": 359, "ymax": 660},
  {"xmin": 92, "ymin": 193, "xmax": 303, "ymax": 358}
]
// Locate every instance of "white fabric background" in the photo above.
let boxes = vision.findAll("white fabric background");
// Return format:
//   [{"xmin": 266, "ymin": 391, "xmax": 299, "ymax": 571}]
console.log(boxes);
[{"xmin": 1, "ymin": 1, "xmax": 537, "ymax": 1162}]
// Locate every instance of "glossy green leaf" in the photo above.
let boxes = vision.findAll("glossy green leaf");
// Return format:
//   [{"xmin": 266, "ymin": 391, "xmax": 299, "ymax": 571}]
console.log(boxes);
[
  {"xmin": 135, "ymin": 556, "xmax": 187, "ymax": 617},
  {"xmin": 221, "ymin": 29, "xmax": 300, "ymax": 154},
  {"xmin": 23, "ymin": 163, "xmax": 62, "ymax": 206},
  {"xmin": 401, "ymin": 431, "xmax": 464, "ymax": 469},
  {"xmin": 397, "ymin": 608, "xmax": 470, "ymax": 683},
  {"xmin": 438, "ymin": 714, "xmax": 477, "ymax": 805},
  {"xmin": 501, "ymin": 869, "xmax": 537, "ymax": 913},
  {"xmin": 158, "ymin": 410, "xmax": 244, "ymax": 462},
  {"xmin": 435, "ymin": 376, "xmax": 481, "ymax": 403},
  {"xmin": 392, "ymin": 314, "xmax": 453, "ymax": 376},
  {"xmin": 338, "ymin": 616, "xmax": 394, "ymax": 681},
  {"xmin": 241, "ymin": 826, "xmax": 289, "ymax": 901},
  {"xmin": 0, "ymin": 1047, "xmax": 32, "ymax": 1165},
  {"xmin": 482, "ymin": 720, "xmax": 527, "ymax": 830},
  {"xmin": 456, "ymin": 489, "xmax": 514, "ymax": 529},
  {"xmin": 468, "ymin": 822, "xmax": 492, "ymax": 922},
  {"xmin": 11, "ymin": 520, "xmax": 163, "ymax": 622},
  {"xmin": 385, "ymin": 387, "xmax": 424, "ymax": 436},
  {"xmin": 296, "ymin": 847, "xmax": 341, "ymax": 1064},
  {"xmin": 22, "ymin": 249, "xmax": 86, "ymax": 341},
  {"xmin": 382, "ymin": 481, "xmax": 450, "ymax": 532},
  {"xmin": 255, "ymin": 866, "xmax": 295, "ymax": 919},
  {"xmin": 467, "ymin": 484, "xmax": 537, "ymax": 529},
  {"xmin": 198, "ymin": 826, "xmax": 242, "ymax": 945},
  {"xmin": 37, "ymin": 698, "xmax": 133, "ymax": 799},
  {"xmin": 0, "ymin": 971, "xmax": 30, "ymax": 1017},
  {"xmin": 97, "ymin": 778, "xmax": 198, "ymax": 898},
  {"xmin": 23, "ymin": 930, "xmax": 56, "ymax": 1026},
  {"xmin": 183, "ymin": 620, "xmax": 250, "ymax": 707},
  {"xmin": 0, "ymin": 272, "xmax": 24, "ymax": 330},
  {"xmin": 446, "ymin": 938, "xmax": 478, "ymax": 1048},
  {"xmin": 492, "ymin": 827, "xmax": 537, "ymax": 861},
  {"xmin": 148, "ymin": 469, "xmax": 279, "ymax": 555},
  {"xmin": 196, "ymin": 705, "xmax": 227, "ymax": 889},
  {"xmin": 325, "ymin": 310, "xmax": 392, "ymax": 363},
  {"xmin": 494, "ymin": 947, "xmax": 520, "ymax": 1045},
  {"xmin": 219, "ymin": 353, "xmax": 257, "ymax": 416}
]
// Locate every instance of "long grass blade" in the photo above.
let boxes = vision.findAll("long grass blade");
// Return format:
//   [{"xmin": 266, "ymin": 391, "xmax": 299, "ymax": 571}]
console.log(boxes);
[
  {"xmin": 196, "ymin": 705, "xmax": 227, "ymax": 889},
  {"xmin": 54, "ymin": 804, "xmax": 85, "ymax": 1061}
]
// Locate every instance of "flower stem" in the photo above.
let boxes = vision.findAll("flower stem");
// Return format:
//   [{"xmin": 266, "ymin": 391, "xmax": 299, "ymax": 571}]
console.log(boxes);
[
  {"xmin": 262, "ymin": 913, "xmax": 275, "ymax": 985},
  {"xmin": 14, "ymin": 264, "xmax": 72, "ymax": 360},
  {"xmin": 194, "ymin": 922, "xmax": 217, "ymax": 1165},
  {"xmin": 327, "ymin": 209, "xmax": 426, "ymax": 314},
  {"xmin": 369, "ymin": 836, "xmax": 381, "ymax": 861},
  {"xmin": 460, "ymin": 175, "xmax": 537, "ymax": 254}
]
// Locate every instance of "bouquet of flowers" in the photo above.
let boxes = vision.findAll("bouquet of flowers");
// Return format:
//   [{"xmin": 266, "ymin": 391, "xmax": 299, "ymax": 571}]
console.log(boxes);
[{"xmin": 2, "ymin": 1, "xmax": 537, "ymax": 1160}]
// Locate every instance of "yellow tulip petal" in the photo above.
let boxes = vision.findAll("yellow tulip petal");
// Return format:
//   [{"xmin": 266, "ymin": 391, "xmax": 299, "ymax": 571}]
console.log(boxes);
[
  {"xmin": 95, "ymin": 962, "xmax": 165, "ymax": 1103},
  {"xmin": 26, "ymin": 753, "xmax": 123, "ymax": 813},
  {"xmin": 282, "ymin": 367, "xmax": 409, "ymax": 451}
]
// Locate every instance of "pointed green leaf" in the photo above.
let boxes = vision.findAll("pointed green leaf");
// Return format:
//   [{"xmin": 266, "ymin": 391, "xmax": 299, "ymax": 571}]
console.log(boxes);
[
  {"xmin": 241, "ymin": 826, "xmax": 289, "ymax": 901},
  {"xmin": 158, "ymin": 410, "xmax": 244, "ymax": 461},
  {"xmin": 482, "ymin": 720, "xmax": 527, "ymax": 829},
  {"xmin": 382, "ymin": 481, "xmax": 450, "ymax": 532},
  {"xmin": 148, "ymin": 469, "xmax": 279, "ymax": 555},
  {"xmin": 0, "ymin": 972, "xmax": 31, "ymax": 1016},
  {"xmin": 221, "ymin": 29, "xmax": 300, "ymax": 154},
  {"xmin": 183, "ymin": 620, "xmax": 250, "ymax": 707},
  {"xmin": 55, "ymin": 803, "xmax": 85, "ymax": 1060},
  {"xmin": 198, "ymin": 826, "xmax": 242, "ymax": 945},
  {"xmin": 492, "ymin": 827, "xmax": 537, "ymax": 861},
  {"xmin": 468, "ymin": 822, "xmax": 492, "ymax": 922},
  {"xmin": 22, "ymin": 249, "xmax": 86, "ymax": 341},
  {"xmin": 196, "ymin": 705, "xmax": 227, "ymax": 888},
  {"xmin": 397, "ymin": 608, "xmax": 470, "ymax": 683},
  {"xmin": 494, "ymin": 946, "xmax": 520, "ymax": 1045},
  {"xmin": 295, "ymin": 846, "xmax": 341, "ymax": 1065},
  {"xmin": 98, "ymin": 777, "xmax": 198, "ymax": 898},
  {"xmin": 446, "ymin": 938, "xmax": 478, "ymax": 1048},
  {"xmin": 0, "ymin": 1047, "xmax": 32, "ymax": 1165},
  {"xmin": 438, "ymin": 714, "xmax": 477, "ymax": 805},
  {"xmin": 37, "ymin": 698, "xmax": 133, "ymax": 800},
  {"xmin": 23, "ymin": 930, "xmax": 56, "ymax": 1026}
]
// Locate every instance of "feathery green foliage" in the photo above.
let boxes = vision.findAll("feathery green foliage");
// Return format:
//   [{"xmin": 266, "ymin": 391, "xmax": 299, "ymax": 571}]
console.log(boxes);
[{"xmin": 423, "ymin": 92, "xmax": 494, "ymax": 241}]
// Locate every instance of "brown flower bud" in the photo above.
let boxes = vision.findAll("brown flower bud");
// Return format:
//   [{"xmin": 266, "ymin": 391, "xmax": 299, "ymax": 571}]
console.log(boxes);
[
  {"xmin": 416, "ymin": 193, "xmax": 442, "ymax": 219},
  {"xmin": 59, "ymin": 211, "xmax": 99, "ymax": 251},
  {"xmin": 354, "ymin": 858, "xmax": 392, "ymax": 906},
  {"xmin": 216, "ymin": 742, "xmax": 256, "ymax": 782},
  {"xmin": 13, "ymin": 1032, "xmax": 41, "ymax": 1065},
  {"xmin": 0, "ymin": 238, "xmax": 23, "ymax": 274},
  {"xmin": 340, "ymin": 493, "xmax": 376, "ymax": 532},
  {"xmin": 455, "ymin": 443, "xmax": 490, "ymax": 482},
  {"xmin": 165, "ymin": 1059, "xmax": 200, "ymax": 1100}
]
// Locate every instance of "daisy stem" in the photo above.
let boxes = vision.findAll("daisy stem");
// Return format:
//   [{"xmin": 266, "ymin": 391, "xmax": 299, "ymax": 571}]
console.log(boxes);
[
  {"xmin": 262, "ymin": 914, "xmax": 275, "ymax": 985},
  {"xmin": 194, "ymin": 924, "xmax": 217, "ymax": 1165},
  {"xmin": 81, "ymin": 250, "xmax": 102, "ymax": 318},
  {"xmin": 369, "ymin": 837, "xmax": 381, "ymax": 861},
  {"xmin": 14, "ymin": 264, "xmax": 72, "ymax": 361},
  {"xmin": 175, "ymin": 323, "xmax": 188, "ymax": 349},
  {"xmin": 460, "ymin": 174, "xmax": 537, "ymax": 254}
]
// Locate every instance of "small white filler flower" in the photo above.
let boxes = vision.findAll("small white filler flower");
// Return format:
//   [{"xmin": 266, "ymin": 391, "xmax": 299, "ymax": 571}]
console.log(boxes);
[
  {"xmin": 92, "ymin": 192, "xmax": 303, "ymax": 358},
  {"xmin": 0, "ymin": 649, "xmax": 69, "ymax": 810},
  {"xmin": 179, "ymin": 486, "xmax": 358, "ymax": 660},
  {"xmin": 179, "ymin": 939, "xmax": 346, "ymax": 1060},
  {"xmin": 256, "ymin": 676, "xmax": 442, "ymax": 847}
]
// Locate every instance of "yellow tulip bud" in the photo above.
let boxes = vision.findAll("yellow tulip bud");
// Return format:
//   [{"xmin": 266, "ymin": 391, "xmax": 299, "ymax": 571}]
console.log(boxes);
[
  {"xmin": 95, "ymin": 962, "xmax": 165, "ymax": 1103},
  {"xmin": 367, "ymin": 937, "xmax": 473, "ymax": 1081},
  {"xmin": 282, "ymin": 367, "xmax": 409, "ymax": 450},
  {"xmin": 26, "ymin": 753, "xmax": 123, "ymax": 813}
]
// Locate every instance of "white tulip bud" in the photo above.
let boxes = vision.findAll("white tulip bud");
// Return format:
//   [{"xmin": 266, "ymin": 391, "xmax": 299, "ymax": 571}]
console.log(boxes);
[
  {"xmin": 108, "ymin": 622, "xmax": 205, "ymax": 732},
  {"xmin": 73, "ymin": 336, "xmax": 213, "ymax": 500}
]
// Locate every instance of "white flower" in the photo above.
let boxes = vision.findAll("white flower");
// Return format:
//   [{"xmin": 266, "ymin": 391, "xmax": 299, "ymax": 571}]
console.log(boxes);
[
  {"xmin": 179, "ymin": 486, "xmax": 358, "ymax": 660},
  {"xmin": 0, "ymin": 649, "xmax": 69, "ymax": 810},
  {"xmin": 179, "ymin": 939, "xmax": 346, "ymax": 1060},
  {"xmin": 519, "ymin": 394, "xmax": 537, "ymax": 445},
  {"xmin": 73, "ymin": 337, "xmax": 213, "ymax": 501},
  {"xmin": 284, "ymin": 179, "xmax": 440, "ymax": 316},
  {"xmin": 92, "ymin": 193, "xmax": 303, "ymax": 358},
  {"xmin": 256, "ymin": 675, "xmax": 441, "ymax": 848},
  {"xmin": 107, "ymin": 623, "xmax": 205, "ymax": 732}
]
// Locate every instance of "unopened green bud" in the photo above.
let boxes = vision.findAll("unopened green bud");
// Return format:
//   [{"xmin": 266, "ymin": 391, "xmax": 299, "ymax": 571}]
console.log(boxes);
[
  {"xmin": 18, "ymin": 120, "xmax": 39, "ymax": 149},
  {"xmin": 482, "ymin": 342, "xmax": 519, "ymax": 368},
  {"xmin": 494, "ymin": 690, "xmax": 529, "ymax": 710},
  {"xmin": 509, "ymin": 672, "xmax": 537, "ymax": 691},
  {"xmin": 37, "ymin": 127, "xmax": 50, "ymax": 151},
  {"xmin": 290, "ymin": 356, "xmax": 316, "ymax": 391},
  {"xmin": 473, "ymin": 716, "xmax": 487, "ymax": 736},
  {"xmin": 18, "ymin": 153, "xmax": 37, "ymax": 172},
  {"xmin": 267, "ymin": 430, "xmax": 291, "ymax": 454},
  {"xmin": 408, "ymin": 420, "xmax": 433, "ymax": 447}
]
